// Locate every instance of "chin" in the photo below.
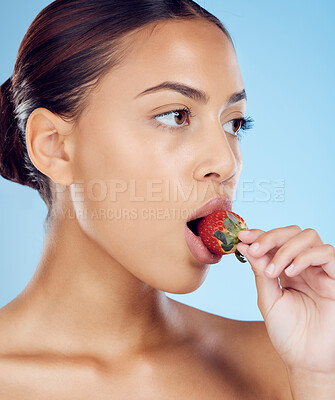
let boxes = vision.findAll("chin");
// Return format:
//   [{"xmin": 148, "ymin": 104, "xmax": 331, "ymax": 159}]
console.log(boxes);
[{"xmin": 148, "ymin": 261, "xmax": 211, "ymax": 295}]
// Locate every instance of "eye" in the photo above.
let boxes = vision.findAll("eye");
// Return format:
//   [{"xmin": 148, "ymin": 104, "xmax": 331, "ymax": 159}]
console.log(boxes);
[
  {"xmin": 152, "ymin": 109, "xmax": 254, "ymax": 139},
  {"xmin": 223, "ymin": 118, "xmax": 245, "ymax": 136},
  {"xmin": 154, "ymin": 107, "xmax": 194, "ymax": 130}
]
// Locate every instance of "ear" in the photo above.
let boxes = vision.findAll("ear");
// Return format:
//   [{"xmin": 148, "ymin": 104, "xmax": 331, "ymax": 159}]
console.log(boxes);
[{"xmin": 26, "ymin": 108, "xmax": 74, "ymax": 186}]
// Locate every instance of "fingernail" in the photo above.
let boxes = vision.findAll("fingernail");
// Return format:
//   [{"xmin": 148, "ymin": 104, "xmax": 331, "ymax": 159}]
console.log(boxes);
[
  {"xmin": 265, "ymin": 263, "xmax": 275, "ymax": 276},
  {"xmin": 249, "ymin": 242, "xmax": 259, "ymax": 253},
  {"xmin": 285, "ymin": 264, "xmax": 295, "ymax": 274},
  {"xmin": 238, "ymin": 230, "xmax": 250, "ymax": 237}
]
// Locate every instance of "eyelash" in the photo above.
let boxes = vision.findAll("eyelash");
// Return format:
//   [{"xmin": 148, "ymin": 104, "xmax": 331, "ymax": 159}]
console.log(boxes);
[{"xmin": 153, "ymin": 106, "xmax": 255, "ymax": 140}]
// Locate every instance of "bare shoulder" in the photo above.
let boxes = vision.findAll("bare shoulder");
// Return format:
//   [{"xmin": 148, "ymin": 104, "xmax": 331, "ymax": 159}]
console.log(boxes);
[
  {"xmin": 218, "ymin": 318, "xmax": 293, "ymax": 400},
  {"xmin": 171, "ymin": 299, "xmax": 293, "ymax": 400}
]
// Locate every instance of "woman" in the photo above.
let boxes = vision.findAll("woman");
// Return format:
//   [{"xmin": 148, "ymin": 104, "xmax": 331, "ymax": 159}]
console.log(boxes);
[{"xmin": 0, "ymin": 0, "xmax": 334, "ymax": 398}]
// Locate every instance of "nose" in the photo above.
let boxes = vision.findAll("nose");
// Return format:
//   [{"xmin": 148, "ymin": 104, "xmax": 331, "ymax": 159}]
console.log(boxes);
[{"xmin": 192, "ymin": 121, "xmax": 239, "ymax": 185}]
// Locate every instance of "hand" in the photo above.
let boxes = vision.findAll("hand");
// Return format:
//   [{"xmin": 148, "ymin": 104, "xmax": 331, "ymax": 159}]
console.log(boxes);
[{"xmin": 236, "ymin": 225, "xmax": 335, "ymax": 374}]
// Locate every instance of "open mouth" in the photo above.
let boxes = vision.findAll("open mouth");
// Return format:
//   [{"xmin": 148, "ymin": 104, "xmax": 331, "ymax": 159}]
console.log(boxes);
[{"xmin": 186, "ymin": 217, "xmax": 204, "ymax": 236}]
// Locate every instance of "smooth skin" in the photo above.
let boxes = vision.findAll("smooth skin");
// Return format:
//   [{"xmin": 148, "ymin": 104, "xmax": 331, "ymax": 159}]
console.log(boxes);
[
  {"xmin": 237, "ymin": 227, "xmax": 335, "ymax": 398},
  {"xmin": 0, "ymin": 17, "xmax": 333, "ymax": 399}
]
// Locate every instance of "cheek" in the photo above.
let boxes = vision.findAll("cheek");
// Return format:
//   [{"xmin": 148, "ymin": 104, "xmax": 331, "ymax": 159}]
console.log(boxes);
[
  {"xmin": 70, "ymin": 177, "xmax": 207, "ymax": 295},
  {"xmin": 70, "ymin": 119, "xmax": 209, "ymax": 292},
  {"xmin": 70, "ymin": 123, "xmax": 170, "ymax": 249}
]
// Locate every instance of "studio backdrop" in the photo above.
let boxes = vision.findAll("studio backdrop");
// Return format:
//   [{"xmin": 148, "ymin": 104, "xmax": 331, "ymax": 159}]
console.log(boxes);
[{"xmin": 0, "ymin": 0, "xmax": 334, "ymax": 320}]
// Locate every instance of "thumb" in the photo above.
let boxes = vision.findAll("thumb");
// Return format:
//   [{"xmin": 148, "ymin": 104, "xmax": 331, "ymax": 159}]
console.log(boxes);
[{"xmin": 236, "ymin": 242, "xmax": 283, "ymax": 319}]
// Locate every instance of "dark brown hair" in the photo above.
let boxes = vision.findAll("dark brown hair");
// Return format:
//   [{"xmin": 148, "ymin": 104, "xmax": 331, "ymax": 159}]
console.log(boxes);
[{"xmin": 0, "ymin": 0, "xmax": 233, "ymax": 223}]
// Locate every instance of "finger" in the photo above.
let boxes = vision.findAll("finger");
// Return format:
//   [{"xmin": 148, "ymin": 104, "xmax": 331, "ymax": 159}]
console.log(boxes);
[
  {"xmin": 263, "ymin": 228, "xmax": 325, "ymax": 278},
  {"xmin": 237, "ymin": 229, "xmax": 265, "ymax": 244},
  {"xmin": 236, "ymin": 242, "xmax": 283, "ymax": 320},
  {"xmin": 247, "ymin": 225, "xmax": 304, "ymax": 258},
  {"xmin": 303, "ymin": 266, "xmax": 335, "ymax": 300},
  {"xmin": 285, "ymin": 244, "xmax": 335, "ymax": 279}
]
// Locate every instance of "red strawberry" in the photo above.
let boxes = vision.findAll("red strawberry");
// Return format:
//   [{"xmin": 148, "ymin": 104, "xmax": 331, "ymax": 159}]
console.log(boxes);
[{"xmin": 197, "ymin": 210, "xmax": 248, "ymax": 263}]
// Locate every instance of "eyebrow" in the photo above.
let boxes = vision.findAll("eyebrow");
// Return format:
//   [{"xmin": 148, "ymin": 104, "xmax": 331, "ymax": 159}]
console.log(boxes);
[{"xmin": 134, "ymin": 81, "xmax": 247, "ymax": 107}]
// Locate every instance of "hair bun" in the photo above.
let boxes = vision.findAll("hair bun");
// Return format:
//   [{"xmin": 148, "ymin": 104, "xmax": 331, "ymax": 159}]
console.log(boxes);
[{"xmin": 0, "ymin": 77, "xmax": 33, "ymax": 187}]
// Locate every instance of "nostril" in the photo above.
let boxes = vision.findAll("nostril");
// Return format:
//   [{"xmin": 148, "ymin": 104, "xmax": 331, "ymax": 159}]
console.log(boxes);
[{"xmin": 204, "ymin": 172, "xmax": 220, "ymax": 178}]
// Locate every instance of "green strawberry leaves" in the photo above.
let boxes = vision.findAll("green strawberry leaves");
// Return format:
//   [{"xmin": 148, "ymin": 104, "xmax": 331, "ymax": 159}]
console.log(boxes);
[
  {"xmin": 221, "ymin": 243, "xmax": 235, "ymax": 252},
  {"xmin": 224, "ymin": 212, "xmax": 244, "ymax": 235},
  {"xmin": 235, "ymin": 249, "xmax": 247, "ymax": 263},
  {"xmin": 213, "ymin": 211, "xmax": 248, "ymax": 263},
  {"xmin": 214, "ymin": 230, "xmax": 236, "ymax": 245},
  {"xmin": 223, "ymin": 218, "xmax": 239, "ymax": 235},
  {"xmin": 226, "ymin": 211, "xmax": 242, "ymax": 227},
  {"xmin": 214, "ymin": 230, "xmax": 235, "ymax": 252},
  {"xmin": 213, "ymin": 230, "xmax": 228, "ymax": 243}
]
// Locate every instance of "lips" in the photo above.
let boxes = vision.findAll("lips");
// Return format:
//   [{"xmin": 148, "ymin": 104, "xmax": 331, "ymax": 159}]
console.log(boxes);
[
  {"xmin": 184, "ymin": 196, "xmax": 233, "ymax": 264},
  {"xmin": 186, "ymin": 196, "xmax": 233, "ymax": 224}
]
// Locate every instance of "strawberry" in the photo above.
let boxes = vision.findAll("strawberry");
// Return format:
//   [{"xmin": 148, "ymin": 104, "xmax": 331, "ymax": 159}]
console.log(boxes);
[{"xmin": 197, "ymin": 210, "xmax": 248, "ymax": 263}]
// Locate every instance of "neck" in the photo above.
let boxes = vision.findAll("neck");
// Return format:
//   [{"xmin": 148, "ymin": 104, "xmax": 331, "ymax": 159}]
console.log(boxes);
[{"xmin": 14, "ymin": 213, "xmax": 185, "ymax": 362}]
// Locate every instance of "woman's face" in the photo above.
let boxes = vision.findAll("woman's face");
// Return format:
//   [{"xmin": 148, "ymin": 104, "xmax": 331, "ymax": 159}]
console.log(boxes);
[{"xmin": 70, "ymin": 19, "xmax": 246, "ymax": 294}]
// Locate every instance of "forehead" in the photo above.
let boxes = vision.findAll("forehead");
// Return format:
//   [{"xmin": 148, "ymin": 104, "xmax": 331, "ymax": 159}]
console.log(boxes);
[{"xmin": 96, "ymin": 19, "xmax": 244, "ymax": 102}]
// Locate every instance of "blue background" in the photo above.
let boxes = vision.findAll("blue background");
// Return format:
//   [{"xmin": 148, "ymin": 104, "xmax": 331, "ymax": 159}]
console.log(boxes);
[{"xmin": 1, "ymin": 0, "xmax": 334, "ymax": 320}]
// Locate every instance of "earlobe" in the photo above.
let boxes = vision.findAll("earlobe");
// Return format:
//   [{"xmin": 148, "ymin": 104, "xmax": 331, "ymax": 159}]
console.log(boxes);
[{"xmin": 26, "ymin": 108, "xmax": 74, "ymax": 186}]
